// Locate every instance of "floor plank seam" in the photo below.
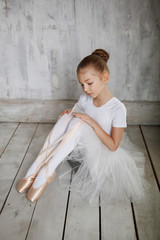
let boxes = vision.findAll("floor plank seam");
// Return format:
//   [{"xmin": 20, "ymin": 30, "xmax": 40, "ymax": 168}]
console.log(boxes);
[
  {"xmin": 139, "ymin": 125, "xmax": 160, "ymax": 191},
  {"xmin": 0, "ymin": 122, "xmax": 20, "ymax": 158},
  {"xmin": 61, "ymin": 170, "xmax": 73, "ymax": 240},
  {"xmin": 131, "ymin": 202, "xmax": 139, "ymax": 240},
  {"xmin": 99, "ymin": 196, "xmax": 101, "ymax": 240},
  {"xmin": 15, "ymin": 123, "xmax": 39, "ymax": 180}
]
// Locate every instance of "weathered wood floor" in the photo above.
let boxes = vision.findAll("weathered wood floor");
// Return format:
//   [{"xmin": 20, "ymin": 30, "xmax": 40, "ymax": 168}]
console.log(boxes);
[{"xmin": 0, "ymin": 122, "xmax": 159, "ymax": 240}]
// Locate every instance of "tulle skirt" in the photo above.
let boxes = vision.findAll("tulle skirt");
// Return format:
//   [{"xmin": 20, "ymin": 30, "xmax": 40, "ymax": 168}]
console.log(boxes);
[{"xmin": 58, "ymin": 119, "xmax": 151, "ymax": 206}]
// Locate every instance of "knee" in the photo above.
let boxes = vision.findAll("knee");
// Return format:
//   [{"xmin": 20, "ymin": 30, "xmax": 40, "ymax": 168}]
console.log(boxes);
[
  {"xmin": 57, "ymin": 112, "xmax": 73, "ymax": 122},
  {"xmin": 66, "ymin": 116, "xmax": 83, "ymax": 131}
]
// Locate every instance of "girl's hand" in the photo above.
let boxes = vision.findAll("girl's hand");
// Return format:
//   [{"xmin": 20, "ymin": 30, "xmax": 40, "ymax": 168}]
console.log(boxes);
[
  {"xmin": 60, "ymin": 108, "xmax": 72, "ymax": 116},
  {"xmin": 72, "ymin": 112, "xmax": 96, "ymax": 128}
]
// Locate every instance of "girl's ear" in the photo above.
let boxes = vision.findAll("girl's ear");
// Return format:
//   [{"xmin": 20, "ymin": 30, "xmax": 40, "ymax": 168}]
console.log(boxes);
[{"xmin": 101, "ymin": 71, "xmax": 109, "ymax": 83}]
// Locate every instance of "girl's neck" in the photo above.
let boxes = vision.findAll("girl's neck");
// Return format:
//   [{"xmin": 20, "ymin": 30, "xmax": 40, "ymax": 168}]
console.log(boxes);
[{"xmin": 93, "ymin": 87, "xmax": 114, "ymax": 106}]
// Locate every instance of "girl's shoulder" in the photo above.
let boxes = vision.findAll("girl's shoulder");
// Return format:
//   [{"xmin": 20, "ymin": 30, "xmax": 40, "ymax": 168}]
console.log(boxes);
[
  {"xmin": 113, "ymin": 97, "xmax": 126, "ymax": 110},
  {"xmin": 111, "ymin": 98, "xmax": 127, "ymax": 128}
]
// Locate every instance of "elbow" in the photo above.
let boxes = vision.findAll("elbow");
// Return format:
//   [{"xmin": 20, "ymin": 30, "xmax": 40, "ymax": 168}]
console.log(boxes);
[
  {"xmin": 110, "ymin": 145, "xmax": 118, "ymax": 152},
  {"xmin": 110, "ymin": 148, "xmax": 117, "ymax": 152}
]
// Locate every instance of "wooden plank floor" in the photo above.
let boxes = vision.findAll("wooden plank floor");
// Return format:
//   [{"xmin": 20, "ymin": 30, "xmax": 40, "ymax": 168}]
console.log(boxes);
[{"xmin": 0, "ymin": 123, "xmax": 159, "ymax": 240}]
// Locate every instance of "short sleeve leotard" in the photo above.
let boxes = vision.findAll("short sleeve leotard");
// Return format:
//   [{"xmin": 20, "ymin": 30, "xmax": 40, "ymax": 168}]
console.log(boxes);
[{"xmin": 74, "ymin": 92, "xmax": 127, "ymax": 135}]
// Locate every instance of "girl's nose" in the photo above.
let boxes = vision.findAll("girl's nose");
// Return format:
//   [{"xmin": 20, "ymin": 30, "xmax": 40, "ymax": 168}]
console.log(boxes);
[{"xmin": 84, "ymin": 85, "xmax": 89, "ymax": 92}]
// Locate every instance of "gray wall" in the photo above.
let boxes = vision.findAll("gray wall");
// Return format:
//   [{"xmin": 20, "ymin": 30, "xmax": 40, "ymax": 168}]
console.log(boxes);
[{"xmin": 0, "ymin": 0, "xmax": 159, "ymax": 101}]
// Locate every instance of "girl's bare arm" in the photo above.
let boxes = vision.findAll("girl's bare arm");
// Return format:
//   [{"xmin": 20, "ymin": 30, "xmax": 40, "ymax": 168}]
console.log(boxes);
[{"xmin": 92, "ymin": 121, "xmax": 124, "ymax": 152}]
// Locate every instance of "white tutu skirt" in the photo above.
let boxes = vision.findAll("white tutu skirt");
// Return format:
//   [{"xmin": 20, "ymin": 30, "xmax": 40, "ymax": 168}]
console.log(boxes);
[{"xmin": 58, "ymin": 117, "xmax": 151, "ymax": 206}]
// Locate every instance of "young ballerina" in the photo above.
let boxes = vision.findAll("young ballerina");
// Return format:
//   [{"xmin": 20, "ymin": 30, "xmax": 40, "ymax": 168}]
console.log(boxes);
[{"xmin": 17, "ymin": 49, "xmax": 150, "ymax": 205}]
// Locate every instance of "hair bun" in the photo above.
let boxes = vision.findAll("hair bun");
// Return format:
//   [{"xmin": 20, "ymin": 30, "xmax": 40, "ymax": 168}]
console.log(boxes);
[{"xmin": 91, "ymin": 49, "xmax": 109, "ymax": 63}]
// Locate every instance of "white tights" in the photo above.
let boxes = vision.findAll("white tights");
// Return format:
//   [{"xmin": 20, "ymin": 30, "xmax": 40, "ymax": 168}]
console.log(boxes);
[{"xmin": 24, "ymin": 112, "xmax": 85, "ymax": 188}]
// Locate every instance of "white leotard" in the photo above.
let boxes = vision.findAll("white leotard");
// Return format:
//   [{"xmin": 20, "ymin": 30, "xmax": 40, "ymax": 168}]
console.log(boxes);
[{"xmin": 73, "ymin": 93, "xmax": 127, "ymax": 136}]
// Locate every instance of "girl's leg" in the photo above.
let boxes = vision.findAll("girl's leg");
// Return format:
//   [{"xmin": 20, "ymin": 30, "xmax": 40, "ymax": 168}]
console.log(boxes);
[
  {"xmin": 16, "ymin": 112, "xmax": 75, "ymax": 194},
  {"xmin": 30, "ymin": 117, "xmax": 85, "ymax": 189},
  {"xmin": 24, "ymin": 112, "xmax": 74, "ymax": 178}
]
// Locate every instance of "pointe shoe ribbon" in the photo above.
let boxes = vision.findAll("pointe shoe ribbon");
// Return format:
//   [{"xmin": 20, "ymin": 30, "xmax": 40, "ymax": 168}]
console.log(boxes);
[
  {"xmin": 27, "ymin": 119, "xmax": 84, "ymax": 202},
  {"xmin": 21, "ymin": 119, "xmax": 84, "ymax": 188},
  {"xmin": 27, "ymin": 171, "xmax": 56, "ymax": 202},
  {"xmin": 17, "ymin": 119, "xmax": 84, "ymax": 195},
  {"xmin": 42, "ymin": 119, "xmax": 84, "ymax": 167},
  {"xmin": 16, "ymin": 123, "xmax": 61, "ymax": 194}
]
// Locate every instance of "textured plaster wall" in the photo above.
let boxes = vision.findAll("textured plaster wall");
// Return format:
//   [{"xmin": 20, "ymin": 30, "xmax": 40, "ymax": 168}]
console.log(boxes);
[{"xmin": 0, "ymin": 0, "xmax": 159, "ymax": 100}]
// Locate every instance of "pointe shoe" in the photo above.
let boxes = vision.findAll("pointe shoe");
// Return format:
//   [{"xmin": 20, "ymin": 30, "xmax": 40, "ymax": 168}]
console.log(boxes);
[
  {"xmin": 27, "ymin": 170, "xmax": 56, "ymax": 202},
  {"xmin": 16, "ymin": 172, "xmax": 38, "ymax": 193}
]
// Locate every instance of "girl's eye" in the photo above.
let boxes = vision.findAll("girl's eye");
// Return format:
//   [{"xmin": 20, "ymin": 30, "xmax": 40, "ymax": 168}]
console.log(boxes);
[{"xmin": 81, "ymin": 82, "xmax": 93, "ymax": 87}]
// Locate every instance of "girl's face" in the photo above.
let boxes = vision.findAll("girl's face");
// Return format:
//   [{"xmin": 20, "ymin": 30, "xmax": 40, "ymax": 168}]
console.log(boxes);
[{"xmin": 77, "ymin": 66, "xmax": 108, "ymax": 98}]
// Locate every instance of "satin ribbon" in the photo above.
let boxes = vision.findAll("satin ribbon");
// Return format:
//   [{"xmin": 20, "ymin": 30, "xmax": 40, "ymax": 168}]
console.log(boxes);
[
  {"xmin": 33, "ymin": 117, "xmax": 84, "ymax": 181},
  {"xmin": 44, "ymin": 119, "xmax": 84, "ymax": 179}
]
